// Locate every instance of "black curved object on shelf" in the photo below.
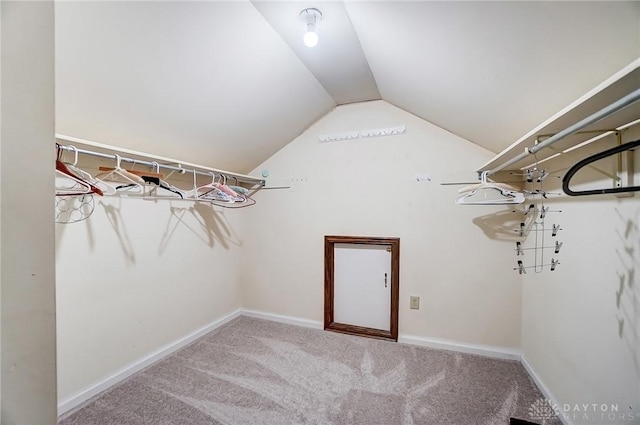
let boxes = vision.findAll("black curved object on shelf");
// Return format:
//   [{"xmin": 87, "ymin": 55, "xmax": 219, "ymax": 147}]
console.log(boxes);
[{"xmin": 562, "ymin": 139, "xmax": 640, "ymax": 196}]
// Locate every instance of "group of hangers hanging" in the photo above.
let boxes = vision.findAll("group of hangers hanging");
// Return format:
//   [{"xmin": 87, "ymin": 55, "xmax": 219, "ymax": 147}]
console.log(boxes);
[
  {"xmin": 55, "ymin": 144, "xmax": 255, "ymax": 207},
  {"xmin": 456, "ymin": 137, "xmax": 640, "ymax": 205},
  {"xmin": 455, "ymin": 171, "xmax": 525, "ymax": 205}
]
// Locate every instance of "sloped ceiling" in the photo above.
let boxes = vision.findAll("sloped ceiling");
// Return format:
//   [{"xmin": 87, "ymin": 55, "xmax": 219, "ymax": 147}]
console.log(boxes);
[{"xmin": 55, "ymin": 1, "xmax": 640, "ymax": 174}]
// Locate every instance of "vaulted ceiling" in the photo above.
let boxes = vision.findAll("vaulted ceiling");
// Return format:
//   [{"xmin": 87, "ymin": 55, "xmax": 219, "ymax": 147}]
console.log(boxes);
[{"xmin": 55, "ymin": 1, "xmax": 640, "ymax": 173}]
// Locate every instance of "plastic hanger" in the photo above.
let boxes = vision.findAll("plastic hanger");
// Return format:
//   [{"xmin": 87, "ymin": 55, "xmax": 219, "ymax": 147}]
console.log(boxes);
[
  {"xmin": 456, "ymin": 171, "xmax": 525, "ymax": 205},
  {"xmin": 56, "ymin": 165, "xmax": 94, "ymax": 196},
  {"xmin": 188, "ymin": 172, "xmax": 235, "ymax": 203},
  {"xmin": 214, "ymin": 175, "xmax": 240, "ymax": 198},
  {"xmin": 141, "ymin": 162, "xmax": 187, "ymax": 199},
  {"xmin": 562, "ymin": 139, "xmax": 640, "ymax": 196},
  {"xmin": 61, "ymin": 146, "xmax": 115, "ymax": 195},
  {"xmin": 55, "ymin": 145, "xmax": 104, "ymax": 196},
  {"xmin": 95, "ymin": 154, "xmax": 145, "ymax": 194}
]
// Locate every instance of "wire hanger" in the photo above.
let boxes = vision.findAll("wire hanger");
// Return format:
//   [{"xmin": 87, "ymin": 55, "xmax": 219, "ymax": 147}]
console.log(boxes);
[
  {"xmin": 514, "ymin": 258, "xmax": 560, "ymax": 274},
  {"xmin": 456, "ymin": 171, "xmax": 525, "ymax": 205},
  {"xmin": 563, "ymin": 139, "xmax": 640, "ymax": 196}
]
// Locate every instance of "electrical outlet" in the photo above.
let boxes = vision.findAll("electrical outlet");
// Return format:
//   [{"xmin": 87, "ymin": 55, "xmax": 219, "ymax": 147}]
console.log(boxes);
[{"xmin": 409, "ymin": 296, "xmax": 420, "ymax": 310}]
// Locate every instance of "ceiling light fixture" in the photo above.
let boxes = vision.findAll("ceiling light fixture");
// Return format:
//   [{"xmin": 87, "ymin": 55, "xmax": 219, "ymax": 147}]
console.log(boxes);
[{"xmin": 300, "ymin": 8, "xmax": 322, "ymax": 48}]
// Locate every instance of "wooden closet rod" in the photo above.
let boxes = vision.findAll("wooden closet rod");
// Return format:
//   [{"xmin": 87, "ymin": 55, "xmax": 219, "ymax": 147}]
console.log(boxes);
[{"xmin": 56, "ymin": 134, "xmax": 265, "ymax": 187}]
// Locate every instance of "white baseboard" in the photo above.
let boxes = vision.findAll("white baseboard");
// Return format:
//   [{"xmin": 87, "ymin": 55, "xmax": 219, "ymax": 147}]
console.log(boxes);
[
  {"xmin": 58, "ymin": 308, "xmax": 542, "ymax": 421},
  {"xmin": 521, "ymin": 355, "xmax": 571, "ymax": 425},
  {"xmin": 57, "ymin": 309, "xmax": 242, "ymax": 416},
  {"xmin": 240, "ymin": 309, "xmax": 323, "ymax": 329},
  {"xmin": 241, "ymin": 311, "xmax": 520, "ymax": 363},
  {"xmin": 398, "ymin": 333, "xmax": 522, "ymax": 361}
]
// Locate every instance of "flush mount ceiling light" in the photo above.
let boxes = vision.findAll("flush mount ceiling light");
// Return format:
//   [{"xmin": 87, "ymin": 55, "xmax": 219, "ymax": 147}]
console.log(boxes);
[{"xmin": 299, "ymin": 8, "xmax": 322, "ymax": 48}]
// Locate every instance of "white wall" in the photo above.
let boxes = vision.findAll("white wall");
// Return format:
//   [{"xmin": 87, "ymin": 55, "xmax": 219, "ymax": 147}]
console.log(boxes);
[
  {"xmin": 1, "ymin": 1, "xmax": 57, "ymax": 423},
  {"xmin": 239, "ymin": 100, "xmax": 523, "ymax": 349},
  {"xmin": 1, "ymin": 0, "xmax": 3, "ymax": 411},
  {"xmin": 55, "ymin": 156, "xmax": 245, "ymax": 405},
  {"xmin": 521, "ymin": 128, "xmax": 640, "ymax": 425}
]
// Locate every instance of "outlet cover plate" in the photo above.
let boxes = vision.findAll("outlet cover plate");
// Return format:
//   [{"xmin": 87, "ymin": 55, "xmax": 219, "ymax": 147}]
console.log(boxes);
[{"xmin": 410, "ymin": 296, "xmax": 420, "ymax": 310}]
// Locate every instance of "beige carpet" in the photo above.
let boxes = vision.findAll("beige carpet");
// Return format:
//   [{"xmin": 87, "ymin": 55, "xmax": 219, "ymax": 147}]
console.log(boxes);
[{"xmin": 59, "ymin": 316, "xmax": 561, "ymax": 425}]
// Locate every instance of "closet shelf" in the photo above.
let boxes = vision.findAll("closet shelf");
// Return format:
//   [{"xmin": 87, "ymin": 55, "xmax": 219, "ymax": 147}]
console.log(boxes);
[
  {"xmin": 479, "ymin": 58, "xmax": 640, "ymax": 175},
  {"xmin": 55, "ymin": 134, "xmax": 266, "ymax": 187}
]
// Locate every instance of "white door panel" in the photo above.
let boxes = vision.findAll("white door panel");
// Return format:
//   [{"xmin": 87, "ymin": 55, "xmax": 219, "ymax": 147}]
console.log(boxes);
[{"xmin": 333, "ymin": 243, "xmax": 391, "ymax": 331}]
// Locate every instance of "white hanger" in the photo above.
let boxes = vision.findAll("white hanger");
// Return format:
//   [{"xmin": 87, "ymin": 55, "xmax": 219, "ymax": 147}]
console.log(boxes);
[
  {"xmin": 184, "ymin": 169, "xmax": 198, "ymax": 201},
  {"xmin": 55, "ymin": 167, "xmax": 93, "ymax": 196},
  {"xmin": 456, "ymin": 171, "xmax": 525, "ymax": 205},
  {"xmin": 142, "ymin": 161, "xmax": 187, "ymax": 199},
  {"xmin": 62, "ymin": 146, "xmax": 117, "ymax": 195},
  {"xmin": 95, "ymin": 154, "xmax": 144, "ymax": 194},
  {"xmin": 56, "ymin": 145, "xmax": 100, "ymax": 196},
  {"xmin": 214, "ymin": 174, "xmax": 241, "ymax": 199},
  {"xmin": 183, "ymin": 170, "xmax": 252, "ymax": 204},
  {"xmin": 196, "ymin": 173, "xmax": 234, "ymax": 203},
  {"xmin": 183, "ymin": 171, "xmax": 224, "ymax": 201}
]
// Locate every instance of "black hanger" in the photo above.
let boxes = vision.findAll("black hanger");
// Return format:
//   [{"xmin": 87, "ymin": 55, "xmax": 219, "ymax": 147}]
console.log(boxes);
[
  {"xmin": 140, "ymin": 175, "xmax": 184, "ymax": 198},
  {"xmin": 562, "ymin": 139, "xmax": 640, "ymax": 196}
]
